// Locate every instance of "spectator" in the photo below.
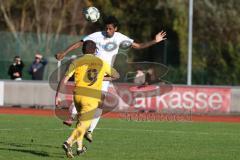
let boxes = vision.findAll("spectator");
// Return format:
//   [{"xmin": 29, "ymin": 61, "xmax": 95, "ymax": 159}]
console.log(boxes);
[
  {"xmin": 28, "ymin": 53, "xmax": 48, "ymax": 80},
  {"xmin": 134, "ymin": 67, "xmax": 159, "ymax": 85},
  {"xmin": 145, "ymin": 67, "xmax": 157, "ymax": 85},
  {"xmin": 8, "ymin": 56, "xmax": 24, "ymax": 80},
  {"xmin": 134, "ymin": 69, "xmax": 146, "ymax": 85}
]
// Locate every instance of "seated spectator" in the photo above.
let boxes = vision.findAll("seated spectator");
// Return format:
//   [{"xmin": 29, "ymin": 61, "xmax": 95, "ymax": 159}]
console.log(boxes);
[
  {"xmin": 28, "ymin": 53, "xmax": 48, "ymax": 80},
  {"xmin": 134, "ymin": 69, "xmax": 146, "ymax": 85},
  {"xmin": 8, "ymin": 56, "xmax": 24, "ymax": 80},
  {"xmin": 134, "ymin": 67, "xmax": 159, "ymax": 86},
  {"xmin": 145, "ymin": 67, "xmax": 157, "ymax": 85}
]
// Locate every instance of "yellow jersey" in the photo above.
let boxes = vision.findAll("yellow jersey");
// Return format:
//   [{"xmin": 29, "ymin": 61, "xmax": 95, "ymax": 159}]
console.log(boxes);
[{"xmin": 65, "ymin": 54, "xmax": 117, "ymax": 100}]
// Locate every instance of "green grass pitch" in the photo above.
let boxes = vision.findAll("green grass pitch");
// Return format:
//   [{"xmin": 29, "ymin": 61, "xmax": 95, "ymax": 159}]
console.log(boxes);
[{"xmin": 0, "ymin": 114, "xmax": 240, "ymax": 160}]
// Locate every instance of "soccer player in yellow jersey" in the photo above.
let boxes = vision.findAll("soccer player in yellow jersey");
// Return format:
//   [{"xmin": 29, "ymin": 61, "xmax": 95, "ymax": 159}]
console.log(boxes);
[{"xmin": 55, "ymin": 40, "xmax": 119, "ymax": 158}]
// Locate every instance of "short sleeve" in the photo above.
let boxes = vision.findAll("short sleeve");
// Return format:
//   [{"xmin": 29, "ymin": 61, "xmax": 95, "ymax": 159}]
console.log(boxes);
[
  {"xmin": 82, "ymin": 32, "xmax": 99, "ymax": 42},
  {"xmin": 117, "ymin": 32, "xmax": 134, "ymax": 45},
  {"xmin": 104, "ymin": 61, "xmax": 118, "ymax": 76},
  {"xmin": 65, "ymin": 63, "xmax": 75, "ymax": 79}
]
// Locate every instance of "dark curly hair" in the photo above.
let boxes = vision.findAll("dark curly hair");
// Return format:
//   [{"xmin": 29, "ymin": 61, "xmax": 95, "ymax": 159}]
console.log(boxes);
[
  {"xmin": 82, "ymin": 40, "xmax": 97, "ymax": 54},
  {"xmin": 103, "ymin": 16, "xmax": 119, "ymax": 28}
]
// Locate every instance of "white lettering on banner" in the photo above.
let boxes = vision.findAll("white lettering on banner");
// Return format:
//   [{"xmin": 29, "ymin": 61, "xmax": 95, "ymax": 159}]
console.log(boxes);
[
  {"xmin": 134, "ymin": 97, "xmax": 145, "ymax": 108},
  {"xmin": 156, "ymin": 94, "xmax": 168, "ymax": 109},
  {"xmin": 183, "ymin": 92, "xmax": 194, "ymax": 109},
  {"xmin": 196, "ymin": 92, "xmax": 208, "ymax": 110},
  {"xmin": 169, "ymin": 92, "xmax": 181, "ymax": 109},
  {"xmin": 118, "ymin": 89, "xmax": 133, "ymax": 105},
  {"xmin": 0, "ymin": 81, "xmax": 4, "ymax": 106},
  {"xmin": 147, "ymin": 97, "xmax": 152, "ymax": 108},
  {"xmin": 108, "ymin": 85, "xmax": 231, "ymax": 113},
  {"xmin": 64, "ymin": 84, "xmax": 230, "ymax": 113},
  {"xmin": 133, "ymin": 92, "xmax": 146, "ymax": 109},
  {"xmin": 209, "ymin": 93, "xmax": 222, "ymax": 110}
]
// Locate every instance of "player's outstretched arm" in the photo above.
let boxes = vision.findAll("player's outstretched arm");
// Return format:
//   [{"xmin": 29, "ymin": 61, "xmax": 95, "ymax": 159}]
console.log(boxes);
[
  {"xmin": 103, "ymin": 74, "xmax": 120, "ymax": 81},
  {"xmin": 132, "ymin": 30, "xmax": 167, "ymax": 50},
  {"xmin": 55, "ymin": 41, "xmax": 83, "ymax": 60},
  {"xmin": 103, "ymin": 68, "xmax": 120, "ymax": 81},
  {"xmin": 55, "ymin": 76, "xmax": 71, "ymax": 106},
  {"xmin": 55, "ymin": 62, "xmax": 75, "ymax": 106}
]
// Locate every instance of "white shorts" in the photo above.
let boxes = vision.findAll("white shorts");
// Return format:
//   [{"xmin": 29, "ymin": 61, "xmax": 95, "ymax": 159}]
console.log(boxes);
[
  {"xmin": 102, "ymin": 81, "xmax": 110, "ymax": 92},
  {"xmin": 15, "ymin": 78, "xmax": 22, "ymax": 81}
]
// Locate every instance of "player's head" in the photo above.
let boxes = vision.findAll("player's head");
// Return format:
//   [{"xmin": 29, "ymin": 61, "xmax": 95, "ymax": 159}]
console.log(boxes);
[
  {"xmin": 82, "ymin": 40, "xmax": 97, "ymax": 54},
  {"xmin": 103, "ymin": 16, "xmax": 119, "ymax": 38}
]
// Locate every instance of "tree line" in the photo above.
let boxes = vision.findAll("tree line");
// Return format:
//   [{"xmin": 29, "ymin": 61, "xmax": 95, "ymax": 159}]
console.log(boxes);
[{"xmin": 0, "ymin": 0, "xmax": 239, "ymax": 85}]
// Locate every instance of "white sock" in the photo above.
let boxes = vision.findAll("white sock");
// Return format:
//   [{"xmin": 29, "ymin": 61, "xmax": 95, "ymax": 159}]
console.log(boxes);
[
  {"xmin": 76, "ymin": 140, "xmax": 83, "ymax": 150},
  {"xmin": 70, "ymin": 103, "xmax": 78, "ymax": 119},
  {"xmin": 88, "ymin": 108, "xmax": 103, "ymax": 133}
]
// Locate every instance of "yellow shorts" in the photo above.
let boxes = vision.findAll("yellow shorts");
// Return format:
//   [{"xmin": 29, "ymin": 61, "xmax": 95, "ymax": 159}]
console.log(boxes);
[
  {"xmin": 74, "ymin": 94, "xmax": 99, "ymax": 113},
  {"xmin": 73, "ymin": 95, "xmax": 99, "ymax": 130}
]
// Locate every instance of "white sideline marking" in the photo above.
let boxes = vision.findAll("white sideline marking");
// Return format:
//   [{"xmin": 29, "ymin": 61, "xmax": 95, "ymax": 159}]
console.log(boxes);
[
  {"xmin": 96, "ymin": 127, "xmax": 237, "ymax": 136},
  {"xmin": 0, "ymin": 129, "xmax": 12, "ymax": 131},
  {"xmin": 0, "ymin": 127, "xmax": 239, "ymax": 136}
]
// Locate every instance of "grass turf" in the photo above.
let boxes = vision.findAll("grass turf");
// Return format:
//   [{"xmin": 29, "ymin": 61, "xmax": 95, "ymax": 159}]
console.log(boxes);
[{"xmin": 0, "ymin": 114, "xmax": 240, "ymax": 160}]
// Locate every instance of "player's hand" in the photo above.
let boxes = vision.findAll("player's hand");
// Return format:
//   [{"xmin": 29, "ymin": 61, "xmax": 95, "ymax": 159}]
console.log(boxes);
[
  {"xmin": 155, "ymin": 30, "xmax": 167, "ymax": 43},
  {"xmin": 55, "ymin": 52, "xmax": 65, "ymax": 60},
  {"xmin": 103, "ymin": 75, "xmax": 112, "ymax": 81},
  {"xmin": 55, "ymin": 97, "xmax": 61, "ymax": 107}
]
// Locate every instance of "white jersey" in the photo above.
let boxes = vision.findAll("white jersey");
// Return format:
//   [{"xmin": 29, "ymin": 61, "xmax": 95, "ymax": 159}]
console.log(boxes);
[{"xmin": 83, "ymin": 31, "xmax": 133, "ymax": 66}]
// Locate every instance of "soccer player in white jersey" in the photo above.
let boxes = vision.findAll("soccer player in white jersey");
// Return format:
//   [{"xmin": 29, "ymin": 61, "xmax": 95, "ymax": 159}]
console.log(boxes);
[{"xmin": 55, "ymin": 16, "xmax": 167, "ymax": 142}]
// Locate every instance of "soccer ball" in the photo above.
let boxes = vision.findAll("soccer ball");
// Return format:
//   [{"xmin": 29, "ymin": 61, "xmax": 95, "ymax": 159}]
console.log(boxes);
[{"xmin": 83, "ymin": 7, "xmax": 100, "ymax": 23}]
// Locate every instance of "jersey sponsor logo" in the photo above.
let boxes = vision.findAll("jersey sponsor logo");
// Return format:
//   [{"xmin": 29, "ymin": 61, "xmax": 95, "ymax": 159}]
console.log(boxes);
[
  {"xmin": 87, "ymin": 69, "xmax": 98, "ymax": 86},
  {"xmin": 103, "ymin": 42, "xmax": 118, "ymax": 52}
]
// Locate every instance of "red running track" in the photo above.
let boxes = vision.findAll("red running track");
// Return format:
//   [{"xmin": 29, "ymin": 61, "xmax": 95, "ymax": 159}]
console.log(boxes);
[{"xmin": 1, "ymin": 107, "xmax": 240, "ymax": 123}]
